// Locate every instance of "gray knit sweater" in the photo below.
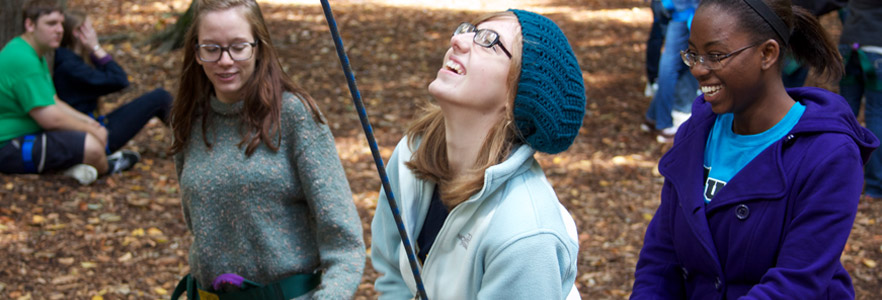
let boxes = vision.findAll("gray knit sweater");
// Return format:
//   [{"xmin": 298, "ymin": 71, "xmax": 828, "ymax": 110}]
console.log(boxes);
[{"xmin": 174, "ymin": 92, "xmax": 365, "ymax": 298}]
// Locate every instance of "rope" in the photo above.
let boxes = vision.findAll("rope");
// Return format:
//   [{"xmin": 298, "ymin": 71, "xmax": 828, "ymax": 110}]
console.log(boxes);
[{"xmin": 318, "ymin": 1, "xmax": 429, "ymax": 299}]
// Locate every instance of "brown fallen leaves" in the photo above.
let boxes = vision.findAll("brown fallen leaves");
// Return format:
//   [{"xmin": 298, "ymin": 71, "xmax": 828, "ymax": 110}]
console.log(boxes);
[{"xmin": 1, "ymin": 0, "xmax": 879, "ymax": 299}]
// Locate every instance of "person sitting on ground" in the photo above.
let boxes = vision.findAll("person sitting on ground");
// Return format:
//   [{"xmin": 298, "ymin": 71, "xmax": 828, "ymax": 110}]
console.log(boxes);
[
  {"xmin": 0, "ymin": 0, "xmax": 139, "ymax": 185},
  {"xmin": 53, "ymin": 10, "xmax": 173, "ymax": 155}
]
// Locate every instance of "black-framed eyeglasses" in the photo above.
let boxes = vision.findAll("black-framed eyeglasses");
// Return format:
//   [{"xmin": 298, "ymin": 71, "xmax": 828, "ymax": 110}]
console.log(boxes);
[
  {"xmin": 196, "ymin": 41, "xmax": 257, "ymax": 62},
  {"xmin": 453, "ymin": 23, "xmax": 512, "ymax": 59},
  {"xmin": 680, "ymin": 41, "xmax": 763, "ymax": 70}
]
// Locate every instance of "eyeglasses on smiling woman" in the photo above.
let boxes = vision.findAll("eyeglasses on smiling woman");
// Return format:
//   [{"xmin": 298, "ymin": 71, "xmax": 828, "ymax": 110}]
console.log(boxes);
[
  {"xmin": 680, "ymin": 41, "xmax": 763, "ymax": 70},
  {"xmin": 197, "ymin": 41, "xmax": 257, "ymax": 62},
  {"xmin": 453, "ymin": 23, "xmax": 512, "ymax": 59}
]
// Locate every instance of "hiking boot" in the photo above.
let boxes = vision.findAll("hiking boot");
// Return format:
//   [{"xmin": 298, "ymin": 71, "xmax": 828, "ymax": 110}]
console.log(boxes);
[
  {"xmin": 107, "ymin": 149, "xmax": 141, "ymax": 174},
  {"xmin": 63, "ymin": 164, "xmax": 98, "ymax": 185}
]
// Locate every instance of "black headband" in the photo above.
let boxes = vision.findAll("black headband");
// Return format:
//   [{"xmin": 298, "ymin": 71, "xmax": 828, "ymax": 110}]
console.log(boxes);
[{"xmin": 742, "ymin": 0, "xmax": 790, "ymax": 46}]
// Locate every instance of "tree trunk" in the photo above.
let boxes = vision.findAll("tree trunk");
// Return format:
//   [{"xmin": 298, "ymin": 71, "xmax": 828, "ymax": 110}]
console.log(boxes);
[
  {"xmin": 1, "ymin": 0, "xmax": 26, "ymax": 48},
  {"xmin": 146, "ymin": 0, "xmax": 196, "ymax": 52}
]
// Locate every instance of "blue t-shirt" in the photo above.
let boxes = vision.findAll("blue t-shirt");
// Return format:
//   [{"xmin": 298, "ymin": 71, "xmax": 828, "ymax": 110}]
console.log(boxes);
[{"xmin": 703, "ymin": 102, "xmax": 806, "ymax": 202}]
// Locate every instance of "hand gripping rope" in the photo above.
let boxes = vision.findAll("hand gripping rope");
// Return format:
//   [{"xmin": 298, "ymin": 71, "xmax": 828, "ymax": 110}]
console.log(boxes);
[{"xmin": 318, "ymin": 1, "xmax": 429, "ymax": 299}]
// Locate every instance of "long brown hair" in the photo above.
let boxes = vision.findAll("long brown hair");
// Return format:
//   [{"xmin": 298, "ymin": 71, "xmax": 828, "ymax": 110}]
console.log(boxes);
[
  {"xmin": 60, "ymin": 10, "xmax": 84, "ymax": 50},
  {"xmin": 405, "ymin": 11, "xmax": 524, "ymax": 208},
  {"xmin": 169, "ymin": 0, "xmax": 323, "ymax": 156},
  {"xmin": 59, "ymin": 10, "xmax": 91, "ymax": 62},
  {"xmin": 699, "ymin": 0, "xmax": 843, "ymax": 83}
]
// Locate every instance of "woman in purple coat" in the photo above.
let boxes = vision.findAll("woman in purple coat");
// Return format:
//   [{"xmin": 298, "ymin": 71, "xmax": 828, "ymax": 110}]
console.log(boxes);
[{"xmin": 631, "ymin": 0, "xmax": 879, "ymax": 299}]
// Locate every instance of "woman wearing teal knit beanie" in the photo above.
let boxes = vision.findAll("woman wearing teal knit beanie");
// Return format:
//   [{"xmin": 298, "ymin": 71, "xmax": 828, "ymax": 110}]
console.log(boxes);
[{"xmin": 370, "ymin": 9, "xmax": 585, "ymax": 299}]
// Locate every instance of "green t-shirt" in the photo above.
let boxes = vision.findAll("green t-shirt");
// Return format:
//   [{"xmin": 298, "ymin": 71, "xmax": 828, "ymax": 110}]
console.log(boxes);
[{"xmin": 0, "ymin": 36, "xmax": 57, "ymax": 143}]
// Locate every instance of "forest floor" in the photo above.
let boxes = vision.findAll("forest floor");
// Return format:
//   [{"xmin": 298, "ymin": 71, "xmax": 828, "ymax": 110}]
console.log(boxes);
[{"xmin": 1, "ymin": 0, "xmax": 880, "ymax": 299}]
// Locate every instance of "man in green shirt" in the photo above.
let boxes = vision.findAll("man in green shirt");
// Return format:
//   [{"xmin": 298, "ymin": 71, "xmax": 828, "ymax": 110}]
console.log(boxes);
[{"xmin": 0, "ymin": 0, "xmax": 137, "ymax": 184}]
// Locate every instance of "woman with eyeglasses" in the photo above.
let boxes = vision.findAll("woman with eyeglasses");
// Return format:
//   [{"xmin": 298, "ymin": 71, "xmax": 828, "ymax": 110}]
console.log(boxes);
[
  {"xmin": 168, "ymin": 0, "xmax": 364, "ymax": 299},
  {"xmin": 631, "ymin": 0, "xmax": 878, "ymax": 299},
  {"xmin": 370, "ymin": 10, "xmax": 584, "ymax": 299}
]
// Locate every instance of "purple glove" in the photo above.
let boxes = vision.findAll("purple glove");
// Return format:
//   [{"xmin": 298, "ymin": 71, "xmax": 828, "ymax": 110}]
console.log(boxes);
[{"xmin": 212, "ymin": 273, "xmax": 245, "ymax": 292}]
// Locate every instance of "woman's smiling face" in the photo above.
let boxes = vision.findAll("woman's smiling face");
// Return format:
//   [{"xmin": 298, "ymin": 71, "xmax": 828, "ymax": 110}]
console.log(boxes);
[
  {"xmin": 196, "ymin": 7, "xmax": 256, "ymax": 104},
  {"xmin": 428, "ymin": 16, "xmax": 520, "ymax": 115},
  {"xmin": 688, "ymin": 4, "xmax": 765, "ymax": 115}
]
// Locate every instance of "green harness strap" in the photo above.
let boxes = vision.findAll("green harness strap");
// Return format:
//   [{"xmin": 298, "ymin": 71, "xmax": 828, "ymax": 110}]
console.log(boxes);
[
  {"xmin": 171, "ymin": 273, "xmax": 320, "ymax": 300},
  {"xmin": 171, "ymin": 274, "xmax": 197, "ymax": 300},
  {"xmin": 842, "ymin": 48, "xmax": 882, "ymax": 92}
]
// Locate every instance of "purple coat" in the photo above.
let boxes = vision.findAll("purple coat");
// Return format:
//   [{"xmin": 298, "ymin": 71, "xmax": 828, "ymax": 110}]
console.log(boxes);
[{"xmin": 632, "ymin": 87, "xmax": 879, "ymax": 299}]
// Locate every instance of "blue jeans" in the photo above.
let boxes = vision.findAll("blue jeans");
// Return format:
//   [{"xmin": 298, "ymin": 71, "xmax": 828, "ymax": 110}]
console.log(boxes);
[
  {"xmin": 646, "ymin": 20, "xmax": 691, "ymax": 129},
  {"xmin": 645, "ymin": 0, "xmax": 670, "ymax": 83},
  {"xmin": 840, "ymin": 45, "xmax": 882, "ymax": 197},
  {"xmin": 674, "ymin": 69, "xmax": 698, "ymax": 113}
]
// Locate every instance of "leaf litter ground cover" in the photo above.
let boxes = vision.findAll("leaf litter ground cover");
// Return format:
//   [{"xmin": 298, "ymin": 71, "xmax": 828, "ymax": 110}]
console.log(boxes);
[{"xmin": 1, "ymin": 0, "xmax": 879, "ymax": 298}]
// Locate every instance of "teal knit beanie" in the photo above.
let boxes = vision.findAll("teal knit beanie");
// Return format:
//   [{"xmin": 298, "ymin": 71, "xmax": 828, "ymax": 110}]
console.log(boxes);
[{"xmin": 509, "ymin": 9, "xmax": 586, "ymax": 154}]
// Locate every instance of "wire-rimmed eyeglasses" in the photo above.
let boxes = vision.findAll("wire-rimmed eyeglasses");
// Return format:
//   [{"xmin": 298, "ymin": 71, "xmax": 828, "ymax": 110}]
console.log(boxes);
[
  {"xmin": 453, "ymin": 23, "xmax": 512, "ymax": 59},
  {"xmin": 196, "ymin": 41, "xmax": 257, "ymax": 62},
  {"xmin": 680, "ymin": 41, "xmax": 763, "ymax": 70}
]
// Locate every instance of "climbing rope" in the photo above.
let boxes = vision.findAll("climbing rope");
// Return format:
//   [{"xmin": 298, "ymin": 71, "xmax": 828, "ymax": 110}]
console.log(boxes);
[{"xmin": 318, "ymin": 1, "xmax": 429, "ymax": 299}]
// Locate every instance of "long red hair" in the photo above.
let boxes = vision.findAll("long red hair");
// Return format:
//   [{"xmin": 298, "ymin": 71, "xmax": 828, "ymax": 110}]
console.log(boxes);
[{"xmin": 169, "ymin": 0, "xmax": 323, "ymax": 156}]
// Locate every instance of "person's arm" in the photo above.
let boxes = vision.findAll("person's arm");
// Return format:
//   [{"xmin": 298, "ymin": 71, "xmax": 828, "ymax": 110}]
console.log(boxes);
[
  {"xmin": 76, "ymin": 17, "xmax": 107, "ymax": 61},
  {"xmin": 741, "ymin": 137, "xmax": 863, "ymax": 299},
  {"xmin": 631, "ymin": 179, "xmax": 686, "ymax": 299},
  {"xmin": 370, "ymin": 138, "xmax": 418, "ymax": 300},
  {"xmin": 58, "ymin": 19, "xmax": 129, "ymax": 94},
  {"xmin": 54, "ymin": 96, "xmax": 101, "ymax": 123},
  {"xmin": 285, "ymin": 95, "xmax": 365, "ymax": 299},
  {"xmin": 54, "ymin": 47, "xmax": 129, "ymax": 95},
  {"xmin": 29, "ymin": 96, "xmax": 107, "ymax": 146},
  {"xmin": 173, "ymin": 151, "xmax": 194, "ymax": 231},
  {"xmin": 476, "ymin": 232, "xmax": 577, "ymax": 299}
]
